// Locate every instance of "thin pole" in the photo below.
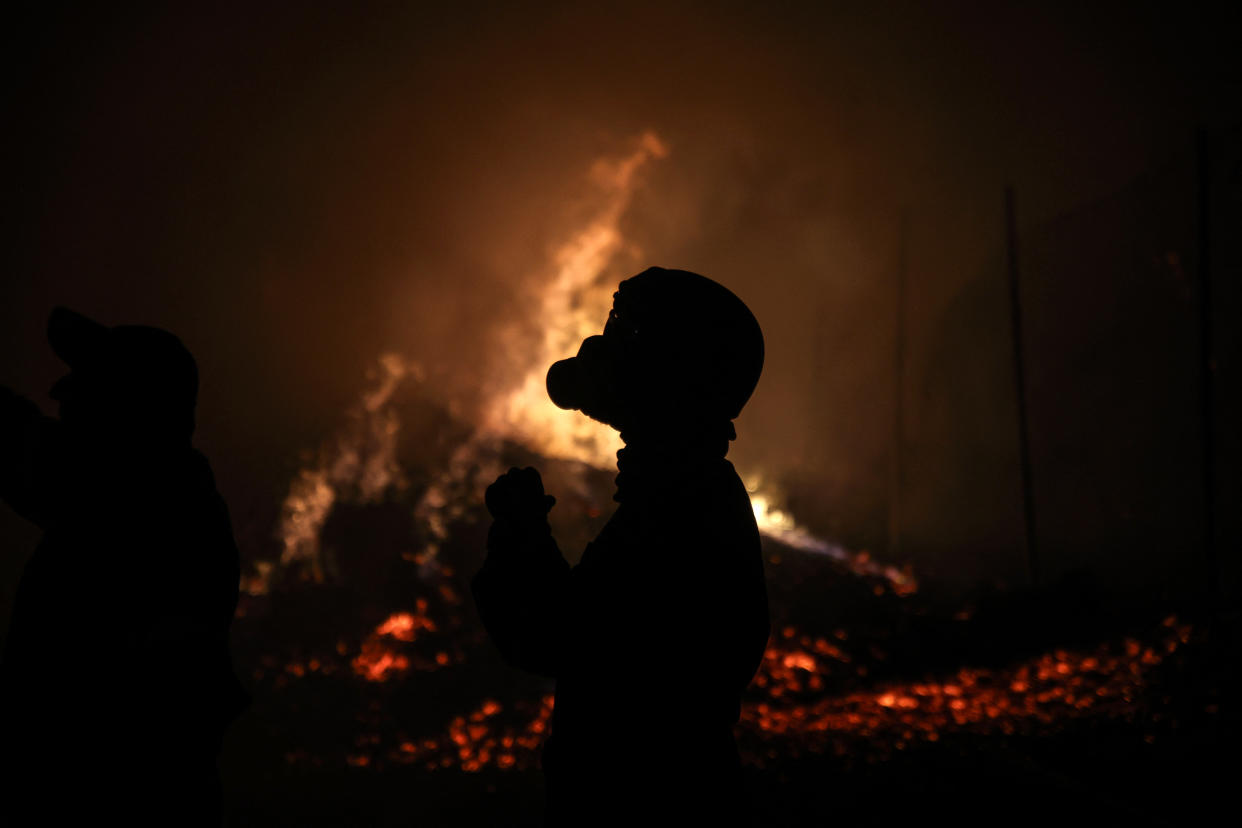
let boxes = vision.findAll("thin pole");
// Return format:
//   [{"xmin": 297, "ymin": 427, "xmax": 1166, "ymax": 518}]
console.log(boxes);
[
  {"xmin": 1005, "ymin": 186, "xmax": 1038, "ymax": 587},
  {"xmin": 889, "ymin": 210, "xmax": 909, "ymax": 559},
  {"xmin": 1196, "ymin": 129, "xmax": 1216, "ymax": 600}
]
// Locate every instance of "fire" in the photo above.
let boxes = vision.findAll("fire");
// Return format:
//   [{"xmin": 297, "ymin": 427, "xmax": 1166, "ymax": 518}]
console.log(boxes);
[
  {"xmin": 740, "ymin": 615, "xmax": 1195, "ymax": 763},
  {"xmin": 411, "ymin": 132, "xmax": 670, "ymax": 561},
  {"xmin": 240, "ymin": 136, "xmax": 1215, "ymax": 788},
  {"xmin": 257, "ymin": 131, "xmax": 909, "ymax": 592},
  {"xmin": 382, "ymin": 695, "xmax": 556, "ymax": 772},
  {"xmin": 375, "ymin": 603, "xmax": 437, "ymax": 642},
  {"xmin": 417, "ymin": 131, "xmax": 907, "ymax": 585},
  {"xmin": 351, "ymin": 643, "xmax": 410, "ymax": 683},
  {"xmin": 275, "ymin": 608, "xmax": 1199, "ymax": 773},
  {"xmin": 253, "ymin": 353, "xmax": 418, "ymax": 593},
  {"xmin": 750, "ymin": 489, "xmax": 916, "ymax": 593},
  {"xmin": 351, "ymin": 601, "xmax": 447, "ymax": 682},
  {"xmin": 476, "ymin": 130, "xmax": 666, "ymax": 467}
]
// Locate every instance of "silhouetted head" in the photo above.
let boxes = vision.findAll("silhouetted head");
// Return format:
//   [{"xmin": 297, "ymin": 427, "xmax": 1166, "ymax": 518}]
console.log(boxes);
[
  {"xmin": 546, "ymin": 267, "xmax": 763, "ymax": 440},
  {"xmin": 47, "ymin": 308, "xmax": 198, "ymax": 450}
]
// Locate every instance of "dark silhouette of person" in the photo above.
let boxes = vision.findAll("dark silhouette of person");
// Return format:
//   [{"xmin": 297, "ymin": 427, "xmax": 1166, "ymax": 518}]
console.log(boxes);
[
  {"xmin": 473, "ymin": 268, "xmax": 770, "ymax": 826},
  {"xmin": 0, "ymin": 308, "xmax": 247, "ymax": 825}
]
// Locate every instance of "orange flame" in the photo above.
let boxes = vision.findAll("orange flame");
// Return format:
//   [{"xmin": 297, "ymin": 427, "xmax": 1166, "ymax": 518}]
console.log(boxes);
[{"xmin": 254, "ymin": 354, "xmax": 420, "ymax": 593}]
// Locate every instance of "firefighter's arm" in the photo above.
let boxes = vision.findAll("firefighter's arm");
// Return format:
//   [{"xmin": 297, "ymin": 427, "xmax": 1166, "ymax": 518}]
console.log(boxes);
[
  {"xmin": 0, "ymin": 385, "xmax": 58, "ymax": 528},
  {"xmin": 471, "ymin": 467, "xmax": 570, "ymax": 678}
]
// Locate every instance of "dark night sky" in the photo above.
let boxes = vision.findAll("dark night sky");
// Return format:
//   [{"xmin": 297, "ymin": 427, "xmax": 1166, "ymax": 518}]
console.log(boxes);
[{"xmin": 1, "ymin": 1, "xmax": 1238, "ymax": 620}]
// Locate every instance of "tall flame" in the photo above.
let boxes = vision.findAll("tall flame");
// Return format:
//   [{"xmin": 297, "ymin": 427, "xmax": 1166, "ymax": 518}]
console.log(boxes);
[
  {"xmin": 413, "ymin": 131, "xmax": 668, "ymax": 560},
  {"xmin": 476, "ymin": 130, "xmax": 667, "ymax": 465},
  {"xmin": 265, "ymin": 131, "xmax": 911, "ymax": 592}
]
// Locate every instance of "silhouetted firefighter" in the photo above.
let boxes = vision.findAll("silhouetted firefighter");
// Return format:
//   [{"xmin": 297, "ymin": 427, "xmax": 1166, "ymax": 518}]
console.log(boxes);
[
  {"xmin": 473, "ymin": 268, "xmax": 770, "ymax": 826},
  {"xmin": 0, "ymin": 309, "xmax": 247, "ymax": 825}
]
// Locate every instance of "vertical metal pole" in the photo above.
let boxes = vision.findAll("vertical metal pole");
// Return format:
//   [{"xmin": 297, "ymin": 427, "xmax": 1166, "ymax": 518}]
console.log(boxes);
[
  {"xmin": 889, "ymin": 210, "xmax": 909, "ymax": 559},
  {"xmin": 1196, "ymin": 129, "xmax": 1216, "ymax": 600},
  {"xmin": 1005, "ymin": 186, "xmax": 1038, "ymax": 587}
]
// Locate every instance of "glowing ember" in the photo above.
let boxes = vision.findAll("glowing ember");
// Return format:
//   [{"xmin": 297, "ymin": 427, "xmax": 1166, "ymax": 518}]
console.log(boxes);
[
  {"xmin": 375, "ymin": 603, "xmax": 436, "ymax": 642},
  {"xmin": 288, "ymin": 695, "xmax": 557, "ymax": 773},
  {"xmin": 274, "ymin": 610, "xmax": 1199, "ymax": 773},
  {"xmin": 351, "ymin": 596, "xmax": 456, "ymax": 682},
  {"xmin": 351, "ymin": 642, "xmax": 411, "ymax": 683},
  {"xmin": 388, "ymin": 695, "xmax": 556, "ymax": 773},
  {"xmin": 739, "ymin": 615, "xmax": 1195, "ymax": 763}
]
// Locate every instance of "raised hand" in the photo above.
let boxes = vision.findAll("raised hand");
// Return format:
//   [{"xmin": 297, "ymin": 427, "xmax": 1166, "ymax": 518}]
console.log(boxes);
[{"xmin": 485, "ymin": 466, "xmax": 556, "ymax": 529}]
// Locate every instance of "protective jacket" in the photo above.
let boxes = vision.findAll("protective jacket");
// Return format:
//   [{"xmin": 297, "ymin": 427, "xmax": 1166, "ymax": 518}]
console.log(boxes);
[
  {"xmin": 0, "ymin": 390, "xmax": 246, "ymax": 825},
  {"xmin": 473, "ymin": 443, "xmax": 769, "ymax": 826}
]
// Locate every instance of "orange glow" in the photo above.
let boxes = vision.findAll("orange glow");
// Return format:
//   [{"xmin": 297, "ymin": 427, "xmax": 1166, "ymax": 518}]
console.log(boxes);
[
  {"xmin": 376, "ymin": 606, "xmax": 437, "ymax": 642},
  {"xmin": 739, "ymin": 617, "xmax": 1194, "ymax": 763},
  {"xmin": 409, "ymin": 133, "xmax": 669, "ymax": 563},
  {"xmin": 374, "ymin": 695, "xmax": 556, "ymax": 772},
  {"xmin": 351, "ymin": 642, "xmax": 410, "ymax": 683},
  {"xmin": 248, "ymin": 353, "xmax": 419, "ymax": 594},
  {"xmin": 350, "ymin": 592, "xmax": 455, "ymax": 682},
  {"xmin": 255, "ymin": 133, "xmax": 913, "ymax": 603},
  {"xmin": 260, "ymin": 135, "xmax": 1208, "ymax": 777},
  {"xmin": 277, "ymin": 589, "xmax": 1194, "ymax": 773}
]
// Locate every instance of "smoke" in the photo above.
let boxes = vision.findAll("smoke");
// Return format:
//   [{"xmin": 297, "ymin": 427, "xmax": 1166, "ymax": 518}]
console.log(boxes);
[
  {"xmin": 254, "ymin": 131, "xmax": 915, "ymax": 594},
  {"xmin": 2, "ymin": 1, "xmax": 1234, "ymax": 601}
]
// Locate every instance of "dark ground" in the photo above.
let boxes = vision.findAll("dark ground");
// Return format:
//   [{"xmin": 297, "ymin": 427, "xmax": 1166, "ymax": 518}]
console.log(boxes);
[{"xmin": 219, "ymin": 461, "xmax": 1237, "ymax": 827}]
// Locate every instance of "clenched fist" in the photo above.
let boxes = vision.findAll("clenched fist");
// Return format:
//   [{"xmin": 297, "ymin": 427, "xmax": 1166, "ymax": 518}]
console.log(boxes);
[{"xmin": 485, "ymin": 466, "xmax": 556, "ymax": 528}]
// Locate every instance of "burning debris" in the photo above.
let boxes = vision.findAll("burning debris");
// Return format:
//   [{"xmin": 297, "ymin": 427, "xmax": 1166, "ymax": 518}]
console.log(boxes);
[
  {"xmin": 380, "ymin": 695, "xmax": 556, "ymax": 773},
  {"xmin": 258, "ymin": 545, "xmax": 1204, "ymax": 775},
  {"xmin": 351, "ymin": 603, "xmax": 441, "ymax": 682},
  {"xmin": 738, "ymin": 614, "xmax": 1196, "ymax": 765}
]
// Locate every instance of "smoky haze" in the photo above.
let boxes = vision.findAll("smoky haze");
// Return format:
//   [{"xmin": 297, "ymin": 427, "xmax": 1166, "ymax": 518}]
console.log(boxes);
[{"xmin": 1, "ymin": 0, "xmax": 1237, "ymax": 622}]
